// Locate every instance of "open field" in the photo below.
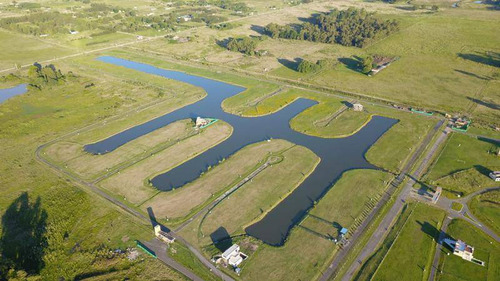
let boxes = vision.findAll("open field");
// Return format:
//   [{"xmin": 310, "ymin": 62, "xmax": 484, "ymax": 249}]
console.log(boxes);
[
  {"xmin": 371, "ymin": 203, "xmax": 445, "ymax": 281},
  {"xmin": 99, "ymin": 121, "xmax": 232, "ymax": 205},
  {"xmin": 0, "ymin": 29, "xmax": 75, "ymax": 70},
  {"xmin": 199, "ymin": 145, "xmax": 319, "ymax": 243},
  {"xmin": 469, "ymin": 190, "xmax": 500, "ymax": 235},
  {"xmin": 0, "ymin": 73, "xmax": 188, "ymax": 279},
  {"xmin": 144, "ymin": 139, "xmax": 294, "ymax": 221},
  {"xmin": 427, "ymin": 133, "xmax": 500, "ymax": 196},
  {"xmin": 436, "ymin": 219, "xmax": 500, "ymax": 281},
  {"xmin": 131, "ymin": 0, "xmax": 500, "ymax": 125}
]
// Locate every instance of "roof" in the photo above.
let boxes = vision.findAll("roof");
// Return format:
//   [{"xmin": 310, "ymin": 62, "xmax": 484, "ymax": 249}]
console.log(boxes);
[
  {"xmin": 222, "ymin": 244, "xmax": 239, "ymax": 260},
  {"xmin": 340, "ymin": 228, "xmax": 348, "ymax": 235}
]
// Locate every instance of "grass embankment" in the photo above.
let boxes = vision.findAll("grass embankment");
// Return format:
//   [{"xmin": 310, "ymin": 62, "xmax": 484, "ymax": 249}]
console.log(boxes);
[
  {"xmin": 239, "ymin": 169, "xmax": 390, "ymax": 281},
  {"xmin": 98, "ymin": 121, "xmax": 232, "ymax": 205},
  {"xmin": 368, "ymin": 204, "xmax": 445, "ymax": 281},
  {"xmin": 427, "ymin": 133, "xmax": 500, "ymax": 197},
  {"xmin": 469, "ymin": 190, "xmax": 500, "ymax": 236},
  {"xmin": 0, "ymin": 73, "xmax": 187, "ymax": 279},
  {"xmin": 144, "ymin": 139, "xmax": 295, "ymax": 222},
  {"xmin": 436, "ymin": 219, "xmax": 500, "ymax": 281},
  {"xmin": 199, "ymin": 145, "xmax": 319, "ymax": 243}
]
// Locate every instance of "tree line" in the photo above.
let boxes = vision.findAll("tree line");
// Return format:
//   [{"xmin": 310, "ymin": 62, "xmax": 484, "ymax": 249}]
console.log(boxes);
[{"xmin": 264, "ymin": 8, "xmax": 399, "ymax": 47}]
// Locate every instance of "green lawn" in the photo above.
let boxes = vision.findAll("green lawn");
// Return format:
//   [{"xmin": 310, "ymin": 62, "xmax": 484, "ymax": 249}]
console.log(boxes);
[
  {"xmin": 371, "ymin": 204, "xmax": 445, "ymax": 281},
  {"xmin": 469, "ymin": 190, "xmax": 500, "ymax": 236},
  {"xmin": 437, "ymin": 219, "xmax": 500, "ymax": 281},
  {"xmin": 427, "ymin": 133, "xmax": 500, "ymax": 196}
]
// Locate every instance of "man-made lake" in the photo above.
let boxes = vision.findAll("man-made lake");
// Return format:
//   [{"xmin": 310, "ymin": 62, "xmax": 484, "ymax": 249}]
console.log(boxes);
[
  {"xmin": 0, "ymin": 84, "xmax": 27, "ymax": 104},
  {"xmin": 86, "ymin": 56, "xmax": 398, "ymax": 246}
]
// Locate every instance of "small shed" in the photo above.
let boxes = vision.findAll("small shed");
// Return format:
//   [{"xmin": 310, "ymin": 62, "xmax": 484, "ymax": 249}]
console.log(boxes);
[
  {"xmin": 154, "ymin": 225, "xmax": 175, "ymax": 244},
  {"xmin": 353, "ymin": 103, "xmax": 364, "ymax": 112},
  {"xmin": 340, "ymin": 228, "xmax": 348, "ymax": 236}
]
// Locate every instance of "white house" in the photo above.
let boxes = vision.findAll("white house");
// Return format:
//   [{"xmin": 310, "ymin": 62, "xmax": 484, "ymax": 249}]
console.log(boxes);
[
  {"xmin": 221, "ymin": 244, "xmax": 247, "ymax": 267},
  {"xmin": 443, "ymin": 238, "xmax": 484, "ymax": 266}
]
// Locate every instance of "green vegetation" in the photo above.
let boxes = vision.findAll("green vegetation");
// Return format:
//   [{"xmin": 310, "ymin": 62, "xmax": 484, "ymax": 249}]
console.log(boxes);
[
  {"xmin": 370, "ymin": 204, "xmax": 445, "ymax": 281},
  {"xmin": 436, "ymin": 219, "xmax": 500, "ymax": 281},
  {"xmin": 469, "ymin": 190, "xmax": 500, "ymax": 235},
  {"xmin": 199, "ymin": 145, "xmax": 319, "ymax": 242},
  {"xmin": 226, "ymin": 36, "xmax": 260, "ymax": 55},
  {"xmin": 427, "ymin": 133, "xmax": 500, "ymax": 197},
  {"xmin": 264, "ymin": 8, "xmax": 399, "ymax": 47},
  {"xmin": 168, "ymin": 242, "xmax": 218, "ymax": 281},
  {"xmin": 0, "ymin": 59, "xmax": 191, "ymax": 280},
  {"xmin": 452, "ymin": 202, "xmax": 463, "ymax": 212}
]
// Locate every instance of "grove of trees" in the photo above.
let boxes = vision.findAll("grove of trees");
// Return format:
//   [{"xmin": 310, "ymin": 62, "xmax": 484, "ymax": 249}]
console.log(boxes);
[
  {"xmin": 264, "ymin": 8, "xmax": 399, "ymax": 48},
  {"xmin": 226, "ymin": 37, "xmax": 259, "ymax": 55}
]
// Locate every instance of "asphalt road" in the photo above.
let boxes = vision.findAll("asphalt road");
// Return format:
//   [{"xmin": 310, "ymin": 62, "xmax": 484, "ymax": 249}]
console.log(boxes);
[
  {"xmin": 338, "ymin": 124, "xmax": 450, "ymax": 281},
  {"xmin": 319, "ymin": 120, "xmax": 445, "ymax": 281},
  {"xmin": 428, "ymin": 216, "xmax": 452, "ymax": 281}
]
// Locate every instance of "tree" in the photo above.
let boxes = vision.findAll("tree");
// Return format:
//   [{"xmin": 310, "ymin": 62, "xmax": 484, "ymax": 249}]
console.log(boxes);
[{"xmin": 360, "ymin": 56, "xmax": 374, "ymax": 74}]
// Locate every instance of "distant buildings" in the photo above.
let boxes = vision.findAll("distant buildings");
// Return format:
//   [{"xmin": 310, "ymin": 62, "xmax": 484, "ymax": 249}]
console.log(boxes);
[
  {"xmin": 489, "ymin": 171, "xmax": 500, "ymax": 182},
  {"xmin": 443, "ymin": 238, "xmax": 485, "ymax": 266}
]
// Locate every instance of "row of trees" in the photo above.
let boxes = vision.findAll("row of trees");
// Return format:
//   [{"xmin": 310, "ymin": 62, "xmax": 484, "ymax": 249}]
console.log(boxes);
[{"xmin": 264, "ymin": 8, "xmax": 399, "ymax": 47}]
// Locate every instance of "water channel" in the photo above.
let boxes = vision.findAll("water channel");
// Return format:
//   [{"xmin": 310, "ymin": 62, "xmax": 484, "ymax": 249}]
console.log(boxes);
[{"xmin": 85, "ymin": 56, "xmax": 398, "ymax": 246}]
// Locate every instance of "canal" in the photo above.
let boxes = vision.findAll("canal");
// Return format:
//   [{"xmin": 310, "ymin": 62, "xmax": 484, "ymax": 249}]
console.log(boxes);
[{"xmin": 85, "ymin": 56, "xmax": 398, "ymax": 246}]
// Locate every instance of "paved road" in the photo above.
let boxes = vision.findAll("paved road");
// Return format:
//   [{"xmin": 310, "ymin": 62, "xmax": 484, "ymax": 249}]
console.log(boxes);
[
  {"xmin": 337, "ymin": 124, "xmax": 450, "ymax": 281},
  {"xmin": 319, "ymin": 120, "xmax": 445, "ymax": 281},
  {"xmin": 428, "ymin": 216, "xmax": 452, "ymax": 281},
  {"xmin": 143, "ymin": 239, "xmax": 204, "ymax": 281}
]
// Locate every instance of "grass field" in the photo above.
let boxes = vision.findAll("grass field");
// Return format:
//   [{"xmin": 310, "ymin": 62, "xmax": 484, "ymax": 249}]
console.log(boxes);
[
  {"xmin": 0, "ymin": 30, "xmax": 75, "ymax": 70},
  {"xmin": 436, "ymin": 219, "xmax": 500, "ymax": 281},
  {"xmin": 0, "ymin": 72, "xmax": 187, "ymax": 279},
  {"xmin": 427, "ymin": 133, "xmax": 500, "ymax": 196},
  {"xmin": 469, "ymin": 190, "xmax": 500, "ymax": 235},
  {"xmin": 99, "ymin": 121, "xmax": 232, "ymax": 205},
  {"xmin": 199, "ymin": 145, "xmax": 319, "ymax": 244},
  {"xmin": 144, "ymin": 139, "xmax": 294, "ymax": 222},
  {"xmin": 371, "ymin": 203, "xmax": 445, "ymax": 281}
]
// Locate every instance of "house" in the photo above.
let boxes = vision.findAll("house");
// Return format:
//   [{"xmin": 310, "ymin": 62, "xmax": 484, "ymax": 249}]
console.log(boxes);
[
  {"xmin": 154, "ymin": 225, "xmax": 175, "ymax": 244},
  {"xmin": 353, "ymin": 103, "xmax": 363, "ymax": 111},
  {"xmin": 340, "ymin": 228, "xmax": 348, "ymax": 236},
  {"xmin": 196, "ymin": 117, "xmax": 209, "ymax": 127},
  {"xmin": 221, "ymin": 244, "xmax": 247, "ymax": 267},
  {"xmin": 443, "ymin": 238, "xmax": 485, "ymax": 266},
  {"xmin": 489, "ymin": 171, "xmax": 500, "ymax": 182},
  {"xmin": 69, "ymin": 30, "xmax": 79, "ymax": 35}
]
